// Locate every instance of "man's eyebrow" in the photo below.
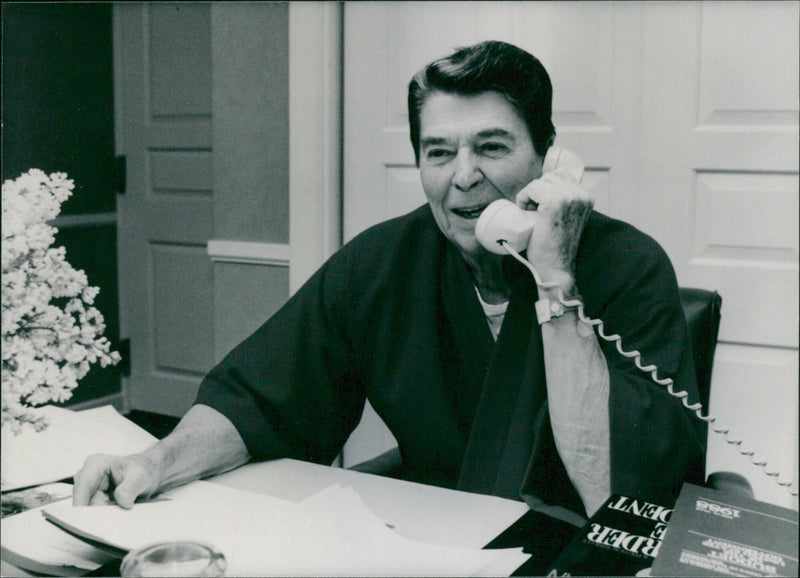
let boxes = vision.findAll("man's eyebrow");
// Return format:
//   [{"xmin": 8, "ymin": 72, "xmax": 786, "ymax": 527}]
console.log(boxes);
[
  {"xmin": 420, "ymin": 129, "xmax": 515, "ymax": 148},
  {"xmin": 475, "ymin": 128, "xmax": 515, "ymax": 140},
  {"xmin": 420, "ymin": 136, "xmax": 453, "ymax": 148}
]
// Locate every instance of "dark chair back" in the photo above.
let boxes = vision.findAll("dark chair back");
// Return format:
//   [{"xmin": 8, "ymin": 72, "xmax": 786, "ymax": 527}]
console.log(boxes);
[
  {"xmin": 678, "ymin": 287, "xmax": 722, "ymax": 412},
  {"xmin": 678, "ymin": 289, "xmax": 754, "ymax": 497}
]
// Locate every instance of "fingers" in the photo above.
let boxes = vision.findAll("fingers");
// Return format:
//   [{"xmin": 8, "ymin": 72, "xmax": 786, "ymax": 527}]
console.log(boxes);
[
  {"xmin": 515, "ymin": 179, "xmax": 540, "ymax": 210},
  {"xmin": 515, "ymin": 170, "xmax": 593, "ymax": 212},
  {"xmin": 73, "ymin": 453, "xmax": 153, "ymax": 509},
  {"xmin": 73, "ymin": 453, "xmax": 114, "ymax": 506},
  {"xmin": 513, "ymin": 169, "xmax": 594, "ymax": 281},
  {"xmin": 89, "ymin": 491, "xmax": 113, "ymax": 506},
  {"xmin": 112, "ymin": 461, "xmax": 153, "ymax": 509},
  {"xmin": 113, "ymin": 486, "xmax": 138, "ymax": 510}
]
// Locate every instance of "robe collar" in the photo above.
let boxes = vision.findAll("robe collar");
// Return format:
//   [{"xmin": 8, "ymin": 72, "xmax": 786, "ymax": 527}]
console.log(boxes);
[
  {"xmin": 440, "ymin": 243, "xmax": 584, "ymax": 514},
  {"xmin": 440, "ymin": 244, "xmax": 545, "ymax": 498}
]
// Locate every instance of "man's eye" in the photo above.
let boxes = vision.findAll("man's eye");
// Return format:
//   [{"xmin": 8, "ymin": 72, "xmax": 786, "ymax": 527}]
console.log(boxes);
[
  {"xmin": 479, "ymin": 142, "xmax": 509, "ymax": 155},
  {"xmin": 426, "ymin": 149, "xmax": 453, "ymax": 160}
]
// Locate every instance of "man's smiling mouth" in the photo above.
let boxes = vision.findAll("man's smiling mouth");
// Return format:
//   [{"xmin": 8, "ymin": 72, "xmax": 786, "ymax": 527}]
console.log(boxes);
[{"xmin": 452, "ymin": 204, "xmax": 489, "ymax": 219}]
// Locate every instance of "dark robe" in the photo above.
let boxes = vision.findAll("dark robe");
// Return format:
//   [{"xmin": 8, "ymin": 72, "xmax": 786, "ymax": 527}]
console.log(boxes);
[{"xmin": 196, "ymin": 204, "xmax": 705, "ymax": 516}]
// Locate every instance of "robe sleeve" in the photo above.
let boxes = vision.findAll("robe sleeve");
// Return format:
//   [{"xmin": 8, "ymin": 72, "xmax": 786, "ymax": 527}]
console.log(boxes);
[
  {"xmin": 577, "ymin": 214, "xmax": 705, "ymax": 506},
  {"xmin": 193, "ymin": 248, "xmax": 366, "ymax": 466}
]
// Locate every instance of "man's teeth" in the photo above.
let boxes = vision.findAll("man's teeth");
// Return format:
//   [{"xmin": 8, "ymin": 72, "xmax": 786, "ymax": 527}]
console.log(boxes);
[{"xmin": 453, "ymin": 206, "xmax": 486, "ymax": 218}]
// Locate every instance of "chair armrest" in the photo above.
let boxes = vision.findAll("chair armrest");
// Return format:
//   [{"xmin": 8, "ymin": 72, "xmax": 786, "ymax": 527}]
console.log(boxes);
[
  {"xmin": 706, "ymin": 471, "xmax": 755, "ymax": 499},
  {"xmin": 348, "ymin": 446, "xmax": 404, "ymax": 479}
]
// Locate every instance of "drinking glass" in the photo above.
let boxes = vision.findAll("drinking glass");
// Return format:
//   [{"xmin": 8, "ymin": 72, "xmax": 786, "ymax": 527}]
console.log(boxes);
[{"xmin": 120, "ymin": 541, "xmax": 226, "ymax": 577}]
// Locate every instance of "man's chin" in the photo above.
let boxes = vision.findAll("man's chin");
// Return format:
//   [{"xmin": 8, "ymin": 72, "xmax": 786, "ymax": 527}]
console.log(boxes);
[{"xmin": 450, "ymin": 235, "xmax": 489, "ymax": 260}]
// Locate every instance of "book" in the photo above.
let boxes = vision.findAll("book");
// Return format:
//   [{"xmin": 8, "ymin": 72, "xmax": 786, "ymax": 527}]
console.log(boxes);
[
  {"xmin": 650, "ymin": 483, "xmax": 798, "ymax": 577},
  {"xmin": 1, "ymin": 405, "xmax": 157, "ymax": 492},
  {"xmin": 545, "ymin": 493, "xmax": 673, "ymax": 576}
]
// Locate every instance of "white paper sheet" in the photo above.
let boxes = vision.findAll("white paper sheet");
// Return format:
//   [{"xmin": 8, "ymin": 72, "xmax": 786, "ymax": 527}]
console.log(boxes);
[
  {"xmin": 212, "ymin": 458, "xmax": 532, "ymax": 550},
  {"xmin": 43, "ymin": 481, "xmax": 530, "ymax": 576},
  {"xmin": 1, "ymin": 483, "xmax": 115, "ymax": 575},
  {"xmin": 1, "ymin": 405, "xmax": 158, "ymax": 492}
]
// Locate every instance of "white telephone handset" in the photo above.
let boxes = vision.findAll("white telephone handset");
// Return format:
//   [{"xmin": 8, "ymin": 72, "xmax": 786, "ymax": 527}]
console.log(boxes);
[
  {"xmin": 475, "ymin": 146, "xmax": 584, "ymax": 254},
  {"xmin": 541, "ymin": 145, "xmax": 585, "ymax": 182}
]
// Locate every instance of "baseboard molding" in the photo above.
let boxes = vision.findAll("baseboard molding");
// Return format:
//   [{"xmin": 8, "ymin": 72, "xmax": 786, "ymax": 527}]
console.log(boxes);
[
  {"xmin": 207, "ymin": 239, "xmax": 290, "ymax": 267},
  {"xmin": 66, "ymin": 392, "xmax": 125, "ymax": 413},
  {"xmin": 49, "ymin": 212, "xmax": 117, "ymax": 228}
]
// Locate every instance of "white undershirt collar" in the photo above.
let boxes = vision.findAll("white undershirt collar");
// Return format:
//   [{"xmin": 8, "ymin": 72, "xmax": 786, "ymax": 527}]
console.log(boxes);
[{"xmin": 473, "ymin": 285, "xmax": 509, "ymax": 341}]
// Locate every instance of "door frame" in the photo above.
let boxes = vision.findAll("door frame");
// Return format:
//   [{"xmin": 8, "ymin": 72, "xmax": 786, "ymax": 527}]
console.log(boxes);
[{"xmin": 288, "ymin": 2, "xmax": 343, "ymax": 294}]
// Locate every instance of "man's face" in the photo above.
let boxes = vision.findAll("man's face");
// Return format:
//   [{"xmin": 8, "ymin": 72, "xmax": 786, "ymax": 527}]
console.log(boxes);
[{"xmin": 418, "ymin": 91, "xmax": 543, "ymax": 259}]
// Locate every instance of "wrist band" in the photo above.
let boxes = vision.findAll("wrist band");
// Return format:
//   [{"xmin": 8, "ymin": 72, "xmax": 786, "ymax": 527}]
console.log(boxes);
[{"xmin": 535, "ymin": 295, "xmax": 582, "ymax": 325}]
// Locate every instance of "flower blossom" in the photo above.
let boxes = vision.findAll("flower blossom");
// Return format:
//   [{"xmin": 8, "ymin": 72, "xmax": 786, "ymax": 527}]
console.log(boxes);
[{"xmin": 2, "ymin": 170, "xmax": 121, "ymax": 434}]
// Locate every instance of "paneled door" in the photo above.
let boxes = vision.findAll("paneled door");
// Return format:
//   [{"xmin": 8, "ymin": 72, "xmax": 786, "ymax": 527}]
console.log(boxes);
[
  {"xmin": 115, "ymin": 4, "xmax": 215, "ymax": 416},
  {"xmin": 342, "ymin": 2, "xmax": 798, "ymax": 508}
]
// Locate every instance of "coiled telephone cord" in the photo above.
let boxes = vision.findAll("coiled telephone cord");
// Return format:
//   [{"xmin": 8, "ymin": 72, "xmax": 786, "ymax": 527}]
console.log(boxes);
[{"xmin": 501, "ymin": 240, "xmax": 798, "ymax": 498}]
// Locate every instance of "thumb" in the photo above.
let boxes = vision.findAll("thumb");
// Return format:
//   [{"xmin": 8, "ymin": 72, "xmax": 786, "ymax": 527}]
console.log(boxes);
[
  {"xmin": 113, "ymin": 484, "xmax": 139, "ymax": 509},
  {"xmin": 113, "ymin": 474, "xmax": 148, "ymax": 509}
]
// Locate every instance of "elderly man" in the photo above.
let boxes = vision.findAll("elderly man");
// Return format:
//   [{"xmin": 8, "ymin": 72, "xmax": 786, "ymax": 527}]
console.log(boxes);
[{"xmin": 74, "ymin": 41, "xmax": 703, "ymax": 521}]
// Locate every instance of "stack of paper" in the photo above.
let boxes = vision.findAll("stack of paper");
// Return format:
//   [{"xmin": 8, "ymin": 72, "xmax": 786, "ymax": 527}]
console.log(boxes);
[
  {"xmin": 1, "ymin": 405, "xmax": 158, "ymax": 491},
  {"xmin": 43, "ymin": 480, "xmax": 530, "ymax": 576},
  {"xmin": 1, "ymin": 483, "xmax": 116, "ymax": 575}
]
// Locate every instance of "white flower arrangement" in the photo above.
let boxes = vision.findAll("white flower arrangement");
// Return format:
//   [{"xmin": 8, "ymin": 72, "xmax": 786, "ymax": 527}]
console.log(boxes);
[{"xmin": 2, "ymin": 169, "xmax": 121, "ymax": 434}]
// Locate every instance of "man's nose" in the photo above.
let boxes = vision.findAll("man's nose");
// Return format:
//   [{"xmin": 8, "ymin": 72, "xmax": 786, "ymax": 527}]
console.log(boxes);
[{"xmin": 451, "ymin": 149, "xmax": 483, "ymax": 191}]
